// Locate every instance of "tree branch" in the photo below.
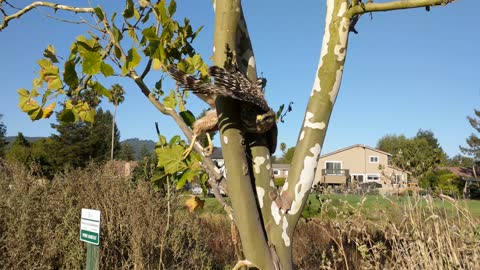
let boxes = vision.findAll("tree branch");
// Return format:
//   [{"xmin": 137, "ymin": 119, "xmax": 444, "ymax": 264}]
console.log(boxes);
[
  {"xmin": 0, "ymin": 1, "xmax": 95, "ymax": 31},
  {"xmin": 347, "ymin": 0, "xmax": 455, "ymax": 17}
]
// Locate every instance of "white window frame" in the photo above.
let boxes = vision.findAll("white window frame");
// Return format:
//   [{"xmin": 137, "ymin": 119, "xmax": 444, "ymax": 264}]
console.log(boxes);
[
  {"xmin": 369, "ymin": 156, "xmax": 379, "ymax": 163},
  {"xmin": 366, "ymin": 173, "xmax": 380, "ymax": 182},
  {"xmin": 273, "ymin": 169, "xmax": 280, "ymax": 176},
  {"xmin": 324, "ymin": 161, "xmax": 343, "ymax": 175},
  {"xmin": 395, "ymin": 174, "xmax": 402, "ymax": 183}
]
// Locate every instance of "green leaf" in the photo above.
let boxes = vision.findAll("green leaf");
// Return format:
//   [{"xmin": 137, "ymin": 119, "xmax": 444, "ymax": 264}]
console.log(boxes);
[
  {"xmin": 177, "ymin": 170, "xmax": 196, "ymax": 190},
  {"xmin": 94, "ymin": 6, "xmax": 105, "ymax": 21},
  {"xmin": 180, "ymin": 110, "xmax": 195, "ymax": 127},
  {"xmin": 155, "ymin": 78, "xmax": 163, "ymax": 91},
  {"xmin": 127, "ymin": 27, "xmax": 138, "ymax": 43},
  {"xmin": 112, "ymin": 25, "xmax": 123, "ymax": 43},
  {"xmin": 156, "ymin": 145, "xmax": 186, "ymax": 174},
  {"xmin": 169, "ymin": 135, "xmax": 181, "ymax": 145},
  {"xmin": 91, "ymin": 82, "xmax": 112, "ymax": 100},
  {"xmin": 122, "ymin": 47, "xmax": 141, "ymax": 74},
  {"xmin": 123, "ymin": 0, "xmax": 134, "ymax": 18},
  {"xmin": 163, "ymin": 90, "xmax": 177, "ymax": 109},
  {"xmin": 142, "ymin": 26, "xmax": 157, "ymax": 40},
  {"xmin": 43, "ymin": 45, "xmax": 59, "ymax": 63},
  {"xmin": 168, "ymin": 0, "xmax": 176, "ymax": 16},
  {"xmin": 41, "ymin": 65, "xmax": 62, "ymax": 90},
  {"xmin": 80, "ymin": 108, "xmax": 96, "ymax": 122},
  {"xmin": 18, "ymin": 89, "xmax": 38, "ymax": 112},
  {"xmin": 59, "ymin": 109, "xmax": 75, "ymax": 122},
  {"xmin": 82, "ymin": 51, "xmax": 102, "ymax": 75},
  {"xmin": 152, "ymin": 58, "xmax": 162, "ymax": 70},
  {"xmin": 63, "ymin": 60, "xmax": 79, "ymax": 89},
  {"xmin": 134, "ymin": 8, "xmax": 141, "ymax": 20},
  {"xmin": 100, "ymin": 62, "xmax": 114, "ymax": 77}
]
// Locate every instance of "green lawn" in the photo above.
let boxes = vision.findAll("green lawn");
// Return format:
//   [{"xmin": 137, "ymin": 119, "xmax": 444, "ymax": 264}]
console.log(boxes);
[{"xmin": 199, "ymin": 193, "xmax": 480, "ymax": 219}]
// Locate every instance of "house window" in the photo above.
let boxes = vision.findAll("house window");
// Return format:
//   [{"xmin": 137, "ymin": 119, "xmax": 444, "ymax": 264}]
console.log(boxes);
[
  {"xmin": 283, "ymin": 170, "xmax": 288, "ymax": 176},
  {"xmin": 369, "ymin": 156, "xmax": 379, "ymax": 163},
  {"xmin": 325, "ymin": 161, "xmax": 342, "ymax": 175},
  {"xmin": 352, "ymin": 174, "xmax": 364, "ymax": 182},
  {"xmin": 273, "ymin": 170, "xmax": 280, "ymax": 176},
  {"xmin": 367, "ymin": 174, "xmax": 380, "ymax": 181},
  {"xmin": 395, "ymin": 175, "xmax": 402, "ymax": 183}
]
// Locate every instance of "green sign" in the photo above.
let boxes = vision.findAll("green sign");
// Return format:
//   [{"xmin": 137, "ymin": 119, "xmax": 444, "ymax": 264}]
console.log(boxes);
[{"xmin": 80, "ymin": 209, "xmax": 101, "ymax": 245}]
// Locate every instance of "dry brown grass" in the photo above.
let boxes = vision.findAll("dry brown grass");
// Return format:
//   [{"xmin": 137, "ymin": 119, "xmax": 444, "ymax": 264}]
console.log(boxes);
[{"xmin": 0, "ymin": 161, "xmax": 479, "ymax": 269}]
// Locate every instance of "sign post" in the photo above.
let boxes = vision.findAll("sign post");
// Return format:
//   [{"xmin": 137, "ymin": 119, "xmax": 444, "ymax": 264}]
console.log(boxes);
[{"xmin": 80, "ymin": 208, "xmax": 101, "ymax": 270}]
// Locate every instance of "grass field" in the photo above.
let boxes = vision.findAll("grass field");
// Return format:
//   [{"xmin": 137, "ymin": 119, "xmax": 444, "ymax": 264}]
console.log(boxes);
[{"xmin": 200, "ymin": 193, "xmax": 480, "ymax": 219}]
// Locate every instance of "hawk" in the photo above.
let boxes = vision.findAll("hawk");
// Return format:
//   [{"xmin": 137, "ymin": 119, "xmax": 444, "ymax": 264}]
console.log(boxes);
[{"xmin": 167, "ymin": 65, "xmax": 276, "ymax": 156}]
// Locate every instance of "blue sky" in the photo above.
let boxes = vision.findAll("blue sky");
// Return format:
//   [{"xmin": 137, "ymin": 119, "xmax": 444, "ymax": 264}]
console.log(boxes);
[{"xmin": 0, "ymin": 1, "xmax": 478, "ymax": 158}]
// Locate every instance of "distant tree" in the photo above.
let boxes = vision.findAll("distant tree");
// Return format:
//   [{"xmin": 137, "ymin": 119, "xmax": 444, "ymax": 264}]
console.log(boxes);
[
  {"xmin": 281, "ymin": 147, "xmax": 295, "ymax": 164},
  {"xmin": 109, "ymin": 84, "xmax": 125, "ymax": 160},
  {"xmin": 5, "ymin": 132, "xmax": 31, "ymax": 164},
  {"xmin": 279, "ymin": 142, "xmax": 287, "ymax": 154},
  {"xmin": 420, "ymin": 169, "xmax": 463, "ymax": 196},
  {"xmin": 137, "ymin": 144, "xmax": 153, "ymax": 161},
  {"xmin": 377, "ymin": 130, "xmax": 446, "ymax": 179},
  {"xmin": 460, "ymin": 109, "xmax": 480, "ymax": 163},
  {"xmin": 0, "ymin": 114, "xmax": 6, "ymax": 158},
  {"xmin": 49, "ymin": 108, "xmax": 120, "ymax": 169},
  {"xmin": 446, "ymin": 154, "xmax": 474, "ymax": 167},
  {"xmin": 118, "ymin": 143, "xmax": 135, "ymax": 161}
]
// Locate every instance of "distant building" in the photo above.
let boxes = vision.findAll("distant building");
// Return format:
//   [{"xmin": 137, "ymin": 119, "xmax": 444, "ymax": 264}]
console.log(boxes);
[
  {"xmin": 314, "ymin": 144, "xmax": 409, "ymax": 192},
  {"xmin": 273, "ymin": 164, "xmax": 290, "ymax": 178}
]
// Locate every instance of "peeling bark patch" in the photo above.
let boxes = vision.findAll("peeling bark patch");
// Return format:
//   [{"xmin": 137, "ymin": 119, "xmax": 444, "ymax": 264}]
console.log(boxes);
[
  {"xmin": 300, "ymin": 130, "xmax": 305, "ymax": 141},
  {"xmin": 310, "ymin": 71, "xmax": 321, "ymax": 96},
  {"xmin": 213, "ymin": 0, "xmax": 216, "ymax": 12},
  {"xmin": 282, "ymin": 216, "xmax": 291, "ymax": 247},
  {"xmin": 253, "ymin": 156, "xmax": 266, "ymax": 174},
  {"xmin": 337, "ymin": 1, "xmax": 347, "ymax": 17},
  {"xmin": 270, "ymin": 179, "xmax": 275, "ymax": 188},
  {"xmin": 320, "ymin": 0, "xmax": 334, "ymax": 63},
  {"xmin": 248, "ymin": 56, "xmax": 256, "ymax": 69},
  {"xmin": 330, "ymin": 66, "xmax": 343, "ymax": 104},
  {"xmin": 213, "ymin": 46, "xmax": 215, "ymax": 53},
  {"xmin": 271, "ymin": 202, "xmax": 282, "ymax": 225},
  {"xmin": 289, "ymin": 144, "xmax": 321, "ymax": 215},
  {"xmin": 304, "ymin": 112, "xmax": 326, "ymax": 130},
  {"xmin": 334, "ymin": 45, "xmax": 346, "ymax": 62},
  {"xmin": 223, "ymin": 136, "xmax": 228, "ymax": 144},
  {"xmin": 256, "ymin": 186, "xmax": 265, "ymax": 208}
]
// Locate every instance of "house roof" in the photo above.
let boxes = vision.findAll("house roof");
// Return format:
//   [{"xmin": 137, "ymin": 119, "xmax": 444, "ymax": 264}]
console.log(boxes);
[
  {"xmin": 273, "ymin": 164, "xmax": 290, "ymax": 169},
  {"xmin": 210, "ymin": 147, "xmax": 223, "ymax": 160},
  {"xmin": 441, "ymin": 167, "xmax": 478, "ymax": 179},
  {"xmin": 320, "ymin": 144, "xmax": 391, "ymax": 159}
]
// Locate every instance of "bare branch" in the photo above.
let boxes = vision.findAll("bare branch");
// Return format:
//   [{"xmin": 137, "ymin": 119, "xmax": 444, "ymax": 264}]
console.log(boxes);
[
  {"xmin": 347, "ymin": 0, "xmax": 455, "ymax": 17},
  {"xmin": 0, "ymin": 1, "xmax": 95, "ymax": 31}
]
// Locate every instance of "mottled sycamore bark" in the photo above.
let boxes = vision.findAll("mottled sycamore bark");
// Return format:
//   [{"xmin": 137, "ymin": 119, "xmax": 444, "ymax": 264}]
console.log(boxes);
[{"xmin": 213, "ymin": 1, "xmax": 277, "ymax": 269}]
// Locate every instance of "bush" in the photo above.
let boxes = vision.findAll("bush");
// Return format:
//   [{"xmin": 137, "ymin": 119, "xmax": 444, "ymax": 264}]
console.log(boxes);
[
  {"xmin": 0, "ymin": 161, "xmax": 478, "ymax": 269},
  {"xmin": 0, "ymin": 162, "xmax": 213, "ymax": 269}
]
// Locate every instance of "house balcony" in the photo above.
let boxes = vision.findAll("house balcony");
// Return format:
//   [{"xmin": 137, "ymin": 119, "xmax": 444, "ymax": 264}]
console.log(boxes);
[{"xmin": 318, "ymin": 169, "xmax": 350, "ymax": 185}]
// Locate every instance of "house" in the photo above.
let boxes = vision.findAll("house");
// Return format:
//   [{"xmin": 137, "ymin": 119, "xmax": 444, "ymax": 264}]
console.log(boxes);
[
  {"xmin": 273, "ymin": 164, "xmax": 290, "ymax": 179},
  {"xmin": 210, "ymin": 147, "xmax": 289, "ymax": 178},
  {"xmin": 313, "ymin": 144, "xmax": 409, "ymax": 191}
]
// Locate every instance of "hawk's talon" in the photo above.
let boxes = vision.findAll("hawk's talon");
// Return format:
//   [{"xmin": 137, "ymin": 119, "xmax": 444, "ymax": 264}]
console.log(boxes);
[{"xmin": 183, "ymin": 134, "xmax": 197, "ymax": 159}]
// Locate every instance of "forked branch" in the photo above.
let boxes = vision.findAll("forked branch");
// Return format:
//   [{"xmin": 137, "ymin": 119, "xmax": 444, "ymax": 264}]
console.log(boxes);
[
  {"xmin": 0, "ymin": 1, "xmax": 95, "ymax": 31},
  {"xmin": 347, "ymin": 0, "xmax": 455, "ymax": 17}
]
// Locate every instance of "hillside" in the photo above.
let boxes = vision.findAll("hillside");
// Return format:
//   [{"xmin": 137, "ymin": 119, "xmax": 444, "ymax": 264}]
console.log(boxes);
[{"xmin": 120, "ymin": 138, "xmax": 156, "ymax": 160}]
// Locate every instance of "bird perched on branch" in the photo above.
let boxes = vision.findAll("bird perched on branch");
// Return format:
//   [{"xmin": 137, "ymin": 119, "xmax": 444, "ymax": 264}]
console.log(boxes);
[{"xmin": 167, "ymin": 65, "xmax": 276, "ymax": 157}]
